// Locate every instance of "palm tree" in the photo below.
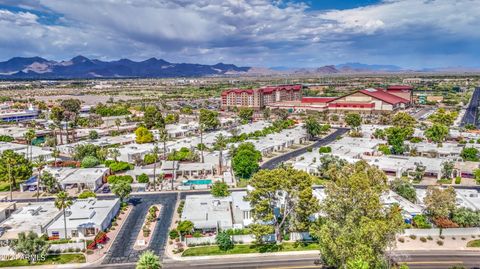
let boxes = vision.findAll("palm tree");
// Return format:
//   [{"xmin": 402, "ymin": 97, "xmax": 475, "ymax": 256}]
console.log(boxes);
[
  {"xmin": 214, "ymin": 134, "xmax": 228, "ymax": 176},
  {"xmin": 23, "ymin": 129, "xmax": 36, "ymax": 162},
  {"xmin": 34, "ymin": 155, "xmax": 46, "ymax": 202},
  {"xmin": 54, "ymin": 191, "xmax": 73, "ymax": 239},
  {"xmin": 115, "ymin": 118, "xmax": 122, "ymax": 131},
  {"xmin": 108, "ymin": 148, "xmax": 121, "ymax": 162},
  {"xmin": 158, "ymin": 127, "xmax": 168, "ymax": 161},
  {"xmin": 136, "ymin": 250, "xmax": 162, "ymax": 269},
  {"xmin": 151, "ymin": 144, "xmax": 160, "ymax": 191},
  {"xmin": 199, "ymin": 123, "xmax": 204, "ymax": 163},
  {"xmin": 52, "ymin": 148, "xmax": 60, "ymax": 167}
]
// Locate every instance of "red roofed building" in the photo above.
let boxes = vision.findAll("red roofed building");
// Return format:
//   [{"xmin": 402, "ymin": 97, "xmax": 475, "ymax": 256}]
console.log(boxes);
[
  {"xmin": 266, "ymin": 87, "xmax": 412, "ymax": 113},
  {"xmin": 386, "ymin": 85, "xmax": 414, "ymax": 102},
  {"xmin": 221, "ymin": 85, "xmax": 302, "ymax": 109}
]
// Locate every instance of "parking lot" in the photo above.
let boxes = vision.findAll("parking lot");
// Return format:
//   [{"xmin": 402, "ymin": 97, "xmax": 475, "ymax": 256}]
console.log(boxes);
[{"xmin": 102, "ymin": 192, "xmax": 178, "ymax": 264}]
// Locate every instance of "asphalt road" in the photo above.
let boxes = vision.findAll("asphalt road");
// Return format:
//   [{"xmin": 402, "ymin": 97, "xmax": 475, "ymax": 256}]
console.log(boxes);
[
  {"xmin": 461, "ymin": 87, "xmax": 480, "ymax": 127},
  {"xmin": 102, "ymin": 192, "xmax": 178, "ymax": 264},
  {"xmin": 90, "ymin": 250, "xmax": 480, "ymax": 269},
  {"xmin": 260, "ymin": 128, "xmax": 349, "ymax": 170}
]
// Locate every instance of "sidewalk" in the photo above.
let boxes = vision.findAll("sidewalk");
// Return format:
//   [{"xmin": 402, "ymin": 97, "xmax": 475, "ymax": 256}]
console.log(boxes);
[{"xmin": 87, "ymin": 204, "xmax": 133, "ymax": 264}]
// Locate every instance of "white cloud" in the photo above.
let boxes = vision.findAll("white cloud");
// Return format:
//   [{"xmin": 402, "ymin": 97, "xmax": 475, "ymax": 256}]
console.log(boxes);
[{"xmin": 0, "ymin": 0, "xmax": 479, "ymax": 68}]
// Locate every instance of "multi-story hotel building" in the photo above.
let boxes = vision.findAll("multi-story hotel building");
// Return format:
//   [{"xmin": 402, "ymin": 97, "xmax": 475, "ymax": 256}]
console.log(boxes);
[{"xmin": 221, "ymin": 85, "xmax": 302, "ymax": 110}]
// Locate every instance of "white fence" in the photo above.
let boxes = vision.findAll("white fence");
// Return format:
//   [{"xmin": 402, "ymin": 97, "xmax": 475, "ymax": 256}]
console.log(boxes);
[
  {"xmin": 49, "ymin": 242, "xmax": 85, "ymax": 252},
  {"xmin": 185, "ymin": 233, "xmax": 311, "ymax": 246},
  {"xmin": 403, "ymin": 228, "xmax": 480, "ymax": 236}
]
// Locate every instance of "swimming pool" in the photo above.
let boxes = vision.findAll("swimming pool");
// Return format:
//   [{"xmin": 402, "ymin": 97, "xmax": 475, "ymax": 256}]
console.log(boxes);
[{"xmin": 183, "ymin": 179, "xmax": 212, "ymax": 186}]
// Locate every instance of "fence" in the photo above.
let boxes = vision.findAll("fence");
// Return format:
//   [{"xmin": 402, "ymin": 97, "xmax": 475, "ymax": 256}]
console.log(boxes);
[
  {"xmin": 49, "ymin": 242, "xmax": 85, "ymax": 252},
  {"xmin": 185, "ymin": 233, "xmax": 310, "ymax": 246},
  {"xmin": 403, "ymin": 228, "xmax": 480, "ymax": 236}
]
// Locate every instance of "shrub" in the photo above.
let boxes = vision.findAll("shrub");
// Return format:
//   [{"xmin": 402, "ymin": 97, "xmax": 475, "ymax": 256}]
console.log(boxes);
[
  {"xmin": 434, "ymin": 217, "xmax": 459, "ymax": 228},
  {"xmin": 78, "ymin": 190, "xmax": 96, "ymax": 199},
  {"xmin": 216, "ymin": 231, "xmax": 234, "ymax": 251},
  {"xmin": 306, "ymin": 147, "xmax": 313, "ymax": 152},
  {"xmin": 378, "ymin": 144, "xmax": 391, "ymax": 155},
  {"xmin": 455, "ymin": 176, "xmax": 462, "ymax": 184},
  {"xmin": 177, "ymin": 201, "xmax": 185, "ymax": 215},
  {"xmin": 409, "ymin": 235, "xmax": 417, "ymax": 240},
  {"xmin": 439, "ymin": 235, "xmax": 445, "ymax": 239},
  {"xmin": 81, "ymin": 156, "xmax": 100, "ymax": 168},
  {"xmin": 137, "ymin": 173, "xmax": 150, "ymax": 183},
  {"xmin": 169, "ymin": 229, "xmax": 179, "ymax": 239},
  {"xmin": 413, "ymin": 214, "xmax": 431, "ymax": 229},
  {"xmin": 420, "ymin": 237, "xmax": 427, "ymax": 242},
  {"xmin": 427, "ymin": 236, "xmax": 433, "ymax": 240},
  {"xmin": 193, "ymin": 231, "xmax": 202, "ymax": 238},
  {"xmin": 109, "ymin": 161, "xmax": 132, "ymax": 172},
  {"xmin": 319, "ymin": 146, "xmax": 332, "ymax": 154},
  {"xmin": 107, "ymin": 175, "xmax": 133, "ymax": 184},
  {"xmin": 398, "ymin": 237, "xmax": 405, "ymax": 243},
  {"xmin": 410, "ymin": 137, "xmax": 422, "ymax": 143},
  {"xmin": 143, "ymin": 153, "xmax": 157, "ymax": 165},
  {"xmin": 462, "ymin": 237, "xmax": 467, "ymax": 240},
  {"xmin": 436, "ymin": 240, "xmax": 444, "ymax": 246}
]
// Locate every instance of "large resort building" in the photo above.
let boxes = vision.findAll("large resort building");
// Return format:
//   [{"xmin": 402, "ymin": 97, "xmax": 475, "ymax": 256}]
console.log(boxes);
[
  {"xmin": 268, "ymin": 85, "xmax": 413, "ymax": 113},
  {"xmin": 221, "ymin": 85, "xmax": 302, "ymax": 110}
]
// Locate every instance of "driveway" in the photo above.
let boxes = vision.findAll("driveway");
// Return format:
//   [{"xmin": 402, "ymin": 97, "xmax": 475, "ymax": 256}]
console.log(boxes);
[
  {"xmin": 102, "ymin": 192, "xmax": 178, "ymax": 264},
  {"xmin": 260, "ymin": 128, "xmax": 349, "ymax": 170}
]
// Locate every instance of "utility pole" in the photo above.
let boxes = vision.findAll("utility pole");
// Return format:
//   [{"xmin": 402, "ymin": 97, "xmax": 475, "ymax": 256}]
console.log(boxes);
[{"xmin": 171, "ymin": 149, "xmax": 176, "ymax": 191}]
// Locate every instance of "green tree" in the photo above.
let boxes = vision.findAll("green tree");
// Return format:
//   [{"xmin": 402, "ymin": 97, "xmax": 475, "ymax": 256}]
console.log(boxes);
[
  {"xmin": 424, "ymin": 124, "xmax": 449, "ymax": 143},
  {"xmin": 112, "ymin": 181, "xmax": 132, "ymax": 203},
  {"xmin": 108, "ymin": 148, "xmax": 121, "ymax": 162},
  {"xmin": 390, "ymin": 177, "xmax": 417, "ymax": 203},
  {"xmin": 136, "ymin": 250, "xmax": 162, "ymax": 269},
  {"xmin": 72, "ymin": 143, "xmax": 102, "ymax": 161},
  {"xmin": 9, "ymin": 231, "xmax": 50, "ymax": 263},
  {"xmin": 40, "ymin": 171, "xmax": 59, "ymax": 194},
  {"xmin": 231, "ymin": 143, "xmax": 261, "ymax": 179},
  {"xmin": 50, "ymin": 105, "xmax": 65, "ymax": 144},
  {"xmin": 78, "ymin": 190, "xmax": 97, "ymax": 199},
  {"xmin": 312, "ymin": 161, "xmax": 404, "ymax": 268},
  {"xmin": 0, "ymin": 150, "xmax": 33, "ymax": 197},
  {"xmin": 345, "ymin": 113, "xmax": 362, "ymax": 130},
  {"xmin": 213, "ymin": 133, "xmax": 228, "ymax": 175},
  {"xmin": 263, "ymin": 108, "xmax": 271, "ymax": 120},
  {"xmin": 384, "ymin": 126, "xmax": 413, "ymax": 154},
  {"xmin": 392, "ymin": 112, "xmax": 416, "ymax": 128},
  {"xmin": 177, "ymin": 220, "xmax": 194, "ymax": 236},
  {"xmin": 304, "ymin": 116, "xmax": 322, "ymax": 140},
  {"xmin": 318, "ymin": 155, "xmax": 347, "ymax": 180},
  {"xmin": 211, "ymin": 181, "xmax": 229, "ymax": 197},
  {"xmin": 137, "ymin": 173, "xmax": 150, "ymax": 184},
  {"xmin": 158, "ymin": 127, "xmax": 168, "ymax": 161},
  {"xmin": 143, "ymin": 105, "xmax": 165, "ymax": 129},
  {"xmin": 135, "ymin": 126, "xmax": 154, "ymax": 144},
  {"xmin": 245, "ymin": 168, "xmax": 319, "ymax": 242},
  {"xmin": 460, "ymin": 147, "xmax": 479, "ymax": 161},
  {"xmin": 81, "ymin": 156, "xmax": 100, "ymax": 168},
  {"xmin": 54, "ymin": 191, "xmax": 73, "ymax": 239},
  {"xmin": 238, "ymin": 107, "xmax": 254, "ymax": 123},
  {"xmin": 423, "ymin": 186, "xmax": 456, "ymax": 218},
  {"xmin": 442, "ymin": 161, "xmax": 455, "ymax": 179},
  {"xmin": 428, "ymin": 108, "xmax": 458, "ymax": 126},
  {"xmin": 88, "ymin": 130, "xmax": 99, "ymax": 140},
  {"xmin": 216, "ymin": 231, "xmax": 234, "ymax": 251},
  {"xmin": 451, "ymin": 207, "xmax": 480, "ymax": 227},
  {"xmin": 199, "ymin": 109, "xmax": 220, "ymax": 130}
]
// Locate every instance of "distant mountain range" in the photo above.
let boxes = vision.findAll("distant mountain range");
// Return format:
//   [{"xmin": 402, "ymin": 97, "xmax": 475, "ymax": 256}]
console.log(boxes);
[
  {"xmin": 0, "ymin": 56, "xmax": 251, "ymax": 79},
  {"xmin": 0, "ymin": 56, "xmax": 478, "ymax": 79}
]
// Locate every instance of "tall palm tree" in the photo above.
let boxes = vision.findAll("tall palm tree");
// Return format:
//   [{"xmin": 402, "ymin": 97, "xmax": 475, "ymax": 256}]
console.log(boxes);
[
  {"xmin": 136, "ymin": 250, "xmax": 162, "ymax": 269},
  {"xmin": 214, "ymin": 134, "xmax": 228, "ymax": 176},
  {"xmin": 34, "ymin": 155, "xmax": 46, "ymax": 202},
  {"xmin": 52, "ymin": 148, "xmax": 60, "ymax": 167},
  {"xmin": 115, "ymin": 118, "xmax": 122, "ymax": 131},
  {"xmin": 158, "ymin": 128, "xmax": 168, "ymax": 161},
  {"xmin": 199, "ymin": 123, "xmax": 204, "ymax": 163},
  {"xmin": 23, "ymin": 129, "xmax": 36, "ymax": 162},
  {"xmin": 54, "ymin": 191, "xmax": 73, "ymax": 239},
  {"xmin": 151, "ymin": 144, "xmax": 160, "ymax": 191}
]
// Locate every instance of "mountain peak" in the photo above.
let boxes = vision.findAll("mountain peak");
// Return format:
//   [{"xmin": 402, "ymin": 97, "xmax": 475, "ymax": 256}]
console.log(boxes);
[{"xmin": 70, "ymin": 55, "xmax": 91, "ymax": 63}]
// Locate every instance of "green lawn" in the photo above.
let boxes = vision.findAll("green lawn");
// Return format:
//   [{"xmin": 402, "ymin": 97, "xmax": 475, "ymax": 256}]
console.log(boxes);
[
  {"xmin": 0, "ymin": 254, "xmax": 86, "ymax": 267},
  {"xmin": 437, "ymin": 178, "xmax": 452, "ymax": 184},
  {"xmin": 182, "ymin": 242, "xmax": 319, "ymax": 257},
  {"xmin": 467, "ymin": 239, "xmax": 480, "ymax": 247}
]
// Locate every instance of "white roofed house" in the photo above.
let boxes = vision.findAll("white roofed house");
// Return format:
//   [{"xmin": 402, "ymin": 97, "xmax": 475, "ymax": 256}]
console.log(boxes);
[
  {"xmin": 46, "ymin": 198, "xmax": 120, "ymax": 239},
  {"xmin": 181, "ymin": 192, "xmax": 253, "ymax": 232},
  {"xmin": 43, "ymin": 167, "xmax": 109, "ymax": 192},
  {"xmin": 0, "ymin": 202, "xmax": 62, "ymax": 241}
]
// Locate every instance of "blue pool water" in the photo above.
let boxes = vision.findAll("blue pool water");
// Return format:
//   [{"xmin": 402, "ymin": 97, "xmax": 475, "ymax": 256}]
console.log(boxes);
[{"xmin": 183, "ymin": 179, "xmax": 212, "ymax": 186}]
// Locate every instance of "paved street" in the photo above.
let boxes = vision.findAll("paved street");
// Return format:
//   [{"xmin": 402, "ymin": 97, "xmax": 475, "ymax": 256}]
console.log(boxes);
[
  {"xmin": 90, "ymin": 250, "xmax": 480, "ymax": 269},
  {"xmin": 461, "ymin": 87, "xmax": 480, "ymax": 127},
  {"xmin": 102, "ymin": 193, "xmax": 177, "ymax": 264},
  {"xmin": 261, "ymin": 128, "xmax": 349, "ymax": 170}
]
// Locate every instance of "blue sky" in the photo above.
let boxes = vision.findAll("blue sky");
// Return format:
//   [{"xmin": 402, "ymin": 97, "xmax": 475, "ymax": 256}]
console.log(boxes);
[{"xmin": 0, "ymin": 0, "xmax": 479, "ymax": 69}]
